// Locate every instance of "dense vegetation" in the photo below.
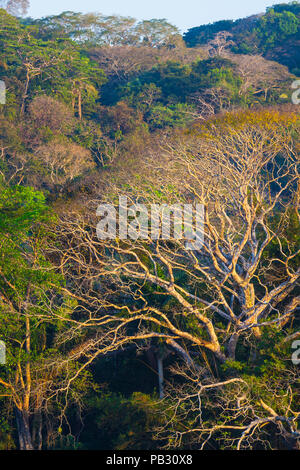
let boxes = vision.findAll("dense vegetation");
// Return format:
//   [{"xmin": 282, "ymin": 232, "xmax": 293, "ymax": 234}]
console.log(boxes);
[
  {"xmin": 184, "ymin": 2, "xmax": 300, "ymax": 75},
  {"xmin": 0, "ymin": 2, "xmax": 299, "ymax": 450}
]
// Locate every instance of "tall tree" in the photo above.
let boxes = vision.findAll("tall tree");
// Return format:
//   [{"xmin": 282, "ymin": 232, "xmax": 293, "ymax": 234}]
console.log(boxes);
[
  {"xmin": 0, "ymin": 185, "xmax": 89, "ymax": 449},
  {"xmin": 53, "ymin": 108, "xmax": 299, "ymax": 371}
]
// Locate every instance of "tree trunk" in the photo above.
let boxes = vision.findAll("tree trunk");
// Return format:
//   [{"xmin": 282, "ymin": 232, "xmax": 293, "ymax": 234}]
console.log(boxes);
[
  {"xmin": 15, "ymin": 408, "xmax": 33, "ymax": 450},
  {"xmin": 78, "ymin": 89, "xmax": 82, "ymax": 121},
  {"xmin": 21, "ymin": 71, "xmax": 30, "ymax": 115},
  {"xmin": 157, "ymin": 356, "xmax": 164, "ymax": 399},
  {"xmin": 244, "ymin": 284, "xmax": 261, "ymax": 338},
  {"xmin": 32, "ymin": 406, "xmax": 43, "ymax": 450},
  {"xmin": 227, "ymin": 333, "xmax": 239, "ymax": 360}
]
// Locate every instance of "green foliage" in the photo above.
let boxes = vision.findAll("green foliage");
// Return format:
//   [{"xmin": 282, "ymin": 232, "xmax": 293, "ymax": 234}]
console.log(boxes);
[
  {"xmin": 0, "ymin": 10, "xmax": 106, "ymax": 118},
  {"xmin": 184, "ymin": 2, "xmax": 300, "ymax": 72},
  {"xmin": 183, "ymin": 20, "xmax": 235, "ymax": 47},
  {"xmin": 0, "ymin": 184, "xmax": 49, "ymax": 232},
  {"xmin": 22, "ymin": 12, "xmax": 179, "ymax": 47},
  {"xmin": 148, "ymin": 103, "xmax": 195, "ymax": 129},
  {"xmin": 256, "ymin": 8, "xmax": 300, "ymax": 50},
  {"xmin": 79, "ymin": 392, "xmax": 163, "ymax": 450},
  {"xmin": 0, "ymin": 416, "xmax": 15, "ymax": 450},
  {"xmin": 114, "ymin": 57, "xmax": 242, "ymax": 128}
]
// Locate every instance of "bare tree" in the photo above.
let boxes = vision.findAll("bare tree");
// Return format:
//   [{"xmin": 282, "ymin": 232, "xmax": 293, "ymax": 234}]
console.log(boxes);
[
  {"xmin": 231, "ymin": 54, "xmax": 292, "ymax": 100},
  {"xmin": 0, "ymin": 221, "xmax": 83, "ymax": 449},
  {"xmin": 207, "ymin": 31, "xmax": 235, "ymax": 57},
  {"xmin": 51, "ymin": 108, "xmax": 299, "ymax": 365},
  {"xmin": 155, "ymin": 363, "xmax": 299, "ymax": 450},
  {"xmin": 0, "ymin": 0, "xmax": 29, "ymax": 16},
  {"xmin": 35, "ymin": 108, "xmax": 299, "ymax": 450},
  {"xmin": 90, "ymin": 45, "xmax": 205, "ymax": 82},
  {"xmin": 190, "ymin": 86, "xmax": 233, "ymax": 120},
  {"xmin": 28, "ymin": 95, "xmax": 74, "ymax": 133},
  {"xmin": 36, "ymin": 140, "xmax": 96, "ymax": 185}
]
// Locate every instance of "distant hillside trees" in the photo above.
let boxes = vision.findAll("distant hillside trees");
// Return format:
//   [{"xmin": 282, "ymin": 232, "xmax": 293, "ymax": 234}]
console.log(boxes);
[
  {"xmin": 183, "ymin": 2, "xmax": 300, "ymax": 73},
  {"xmin": 0, "ymin": 0, "xmax": 29, "ymax": 16},
  {"xmin": 23, "ymin": 12, "xmax": 181, "ymax": 48}
]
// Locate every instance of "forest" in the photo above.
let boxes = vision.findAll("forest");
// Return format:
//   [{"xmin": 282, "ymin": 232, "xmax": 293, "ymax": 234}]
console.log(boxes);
[{"xmin": 0, "ymin": 0, "xmax": 299, "ymax": 451}]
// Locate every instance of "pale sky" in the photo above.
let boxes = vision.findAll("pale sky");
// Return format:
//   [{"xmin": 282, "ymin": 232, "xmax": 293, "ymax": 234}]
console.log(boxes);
[{"xmin": 28, "ymin": 0, "xmax": 277, "ymax": 32}]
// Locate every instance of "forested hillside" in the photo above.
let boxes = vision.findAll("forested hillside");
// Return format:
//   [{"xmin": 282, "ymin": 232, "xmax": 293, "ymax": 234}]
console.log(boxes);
[
  {"xmin": 184, "ymin": 2, "xmax": 300, "ymax": 74},
  {"xmin": 0, "ymin": 1, "xmax": 299, "ymax": 451}
]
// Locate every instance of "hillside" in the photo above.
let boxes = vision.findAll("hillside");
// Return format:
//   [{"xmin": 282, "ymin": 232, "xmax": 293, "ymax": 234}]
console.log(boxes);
[
  {"xmin": 0, "ymin": 1, "xmax": 299, "ymax": 452},
  {"xmin": 184, "ymin": 2, "xmax": 300, "ymax": 74}
]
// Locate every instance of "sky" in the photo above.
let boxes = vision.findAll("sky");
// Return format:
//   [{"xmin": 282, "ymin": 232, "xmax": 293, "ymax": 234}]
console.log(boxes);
[{"xmin": 28, "ymin": 0, "xmax": 277, "ymax": 32}]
